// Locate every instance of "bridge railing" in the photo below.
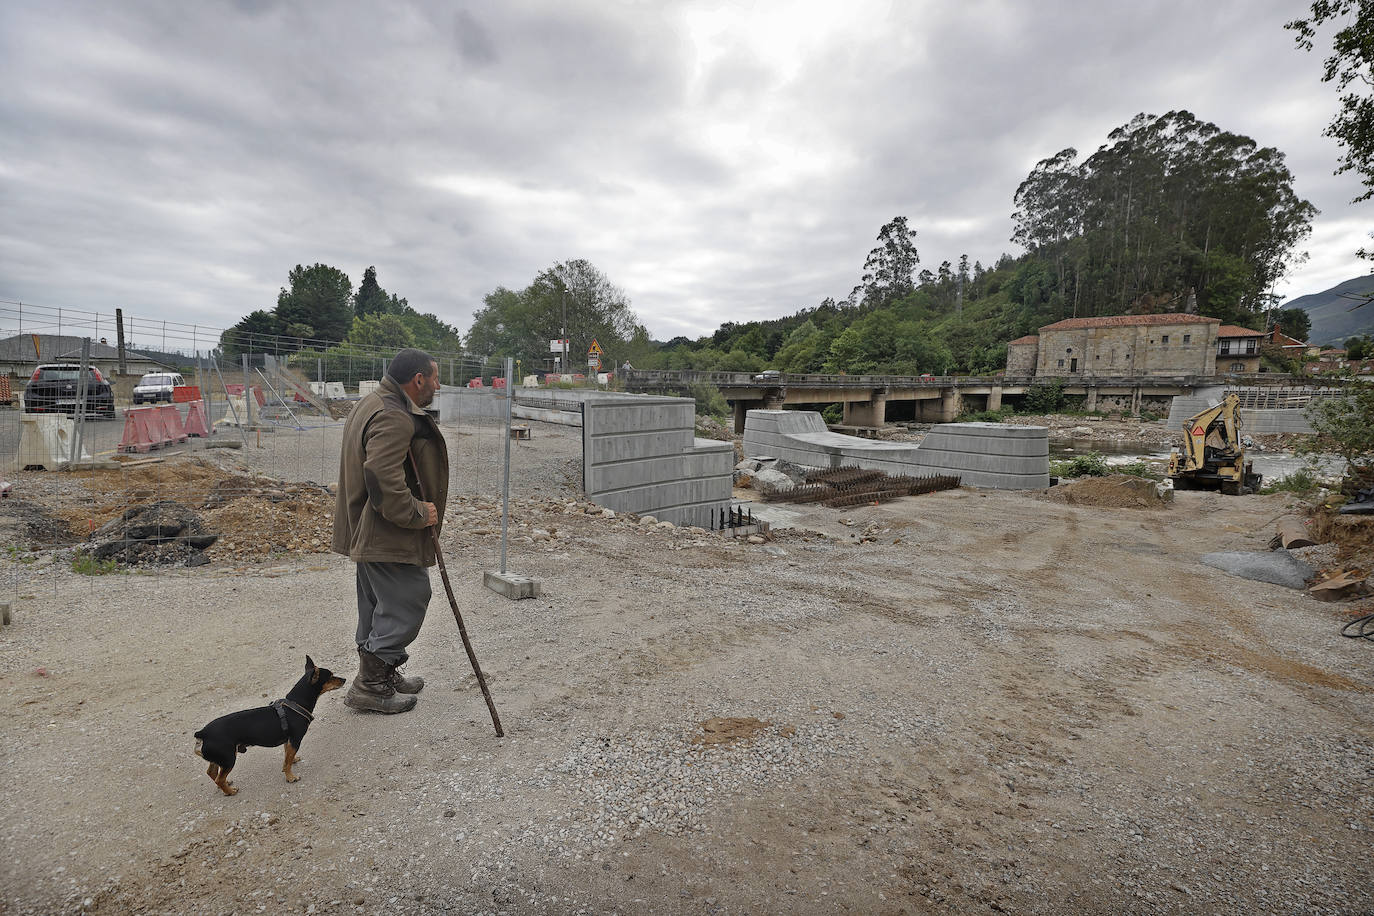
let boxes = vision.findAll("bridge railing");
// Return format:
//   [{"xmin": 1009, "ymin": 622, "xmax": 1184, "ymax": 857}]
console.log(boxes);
[{"xmin": 619, "ymin": 368, "xmax": 1324, "ymax": 391}]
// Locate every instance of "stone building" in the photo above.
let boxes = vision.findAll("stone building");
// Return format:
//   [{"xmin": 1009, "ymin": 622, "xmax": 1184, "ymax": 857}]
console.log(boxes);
[
  {"xmin": 1005, "ymin": 335, "xmax": 1039, "ymax": 375},
  {"xmin": 1006, "ymin": 314, "xmax": 1221, "ymax": 378},
  {"xmin": 1217, "ymin": 325, "xmax": 1263, "ymax": 373}
]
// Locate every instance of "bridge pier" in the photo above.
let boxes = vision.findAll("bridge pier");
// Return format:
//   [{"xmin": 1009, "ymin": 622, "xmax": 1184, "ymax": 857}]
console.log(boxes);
[
  {"xmin": 1085, "ymin": 386, "xmax": 1098, "ymax": 412},
  {"xmin": 988, "ymin": 386, "xmax": 1003, "ymax": 412},
  {"xmin": 1130, "ymin": 386, "xmax": 1141, "ymax": 416},
  {"xmin": 940, "ymin": 388, "xmax": 962, "ymax": 422},
  {"xmin": 843, "ymin": 390, "xmax": 888, "ymax": 427},
  {"xmin": 733, "ymin": 393, "xmax": 784, "ymax": 433}
]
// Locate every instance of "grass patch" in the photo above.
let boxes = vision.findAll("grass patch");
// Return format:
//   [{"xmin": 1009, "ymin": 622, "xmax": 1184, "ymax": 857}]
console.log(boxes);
[
  {"xmin": 1260, "ymin": 468, "xmax": 1322, "ymax": 496},
  {"xmin": 1114, "ymin": 460, "xmax": 1163, "ymax": 480},
  {"xmin": 1049, "ymin": 452, "xmax": 1110, "ymax": 479},
  {"xmin": 70, "ymin": 552, "xmax": 121, "ymax": 576}
]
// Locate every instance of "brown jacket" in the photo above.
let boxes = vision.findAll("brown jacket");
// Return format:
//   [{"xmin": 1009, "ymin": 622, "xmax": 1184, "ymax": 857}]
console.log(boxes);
[{"xmin": 332, "ymin": 376, "xmax": 449, "ymax": 566}]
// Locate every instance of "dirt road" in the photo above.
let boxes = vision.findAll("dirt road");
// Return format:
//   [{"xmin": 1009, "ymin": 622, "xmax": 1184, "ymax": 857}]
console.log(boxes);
[{"xmin": 1, "ymin": 421, "xmax": 1371, "ymax": 915}]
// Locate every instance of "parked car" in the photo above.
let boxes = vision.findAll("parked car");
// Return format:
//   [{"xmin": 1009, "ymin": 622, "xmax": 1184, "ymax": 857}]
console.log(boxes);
[
  {"xmin": 23, "ymin": 364, "xmax": 116, "ymax": 418},
  {"xmin": 132, "ymin": 372, "xmax": 185, "ymax": 404}
]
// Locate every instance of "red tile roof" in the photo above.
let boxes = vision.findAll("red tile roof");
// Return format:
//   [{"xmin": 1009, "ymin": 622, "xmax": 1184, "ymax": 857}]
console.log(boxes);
[
  {"xmin": 1008, "ymin": 335, "xmax": 1040, "ymax": 345},
  {"xmin": 1039, "ymin": 314, "xmax": 1220, "ymax": 331},
  {"xmin": 1217, "ymin": 325, "xmax": 1263, "ymax": 338}
]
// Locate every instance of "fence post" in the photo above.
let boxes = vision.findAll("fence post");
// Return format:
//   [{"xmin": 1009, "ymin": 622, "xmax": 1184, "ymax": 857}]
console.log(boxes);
[{"xmin": 499, "ymin": 356, "xmax": 514, "ymax": 575}]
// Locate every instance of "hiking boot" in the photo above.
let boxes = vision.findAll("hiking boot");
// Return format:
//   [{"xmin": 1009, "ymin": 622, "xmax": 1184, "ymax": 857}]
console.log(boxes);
[
  {"xmin": 388, "ymin": 663, "xmax": 424, "ymax": 695},
  {"xmin": 344, "ymin": 649, "xmax": 418, "ymax": 714}
]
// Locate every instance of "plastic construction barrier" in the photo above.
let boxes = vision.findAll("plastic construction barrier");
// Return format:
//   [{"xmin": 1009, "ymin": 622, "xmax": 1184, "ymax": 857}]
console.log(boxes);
[
  {"xmin": 119, "ymin": 407, "xmax": 170, "ymax": 453},
  {"xmin": 183, "ymin": 400, "xmax": 213, "ymax": 438},
  {"xmin": 155, "ymin": 404, "xmax": 188, "ymax": 444},
  {"xmin": 172, "ymin": 385, "xmax": 201, "ymax": 403},
  {"xmin": 467, "ymin": 377, "xmax": 485, "ymax": 388},
  {"xmin": 183, "ymin": 401, "xmax": 213, "ymax": 437},
  {"xmin": 18, "ymin": 415, "xmax": 92, "ymax": 469},
  {"xmin": 223, "ymin": 384, "xmax": 267, "ymax": 406}
]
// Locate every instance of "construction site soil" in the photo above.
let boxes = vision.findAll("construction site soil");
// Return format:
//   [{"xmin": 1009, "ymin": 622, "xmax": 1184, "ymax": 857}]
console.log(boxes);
[{"xmin": 1, "ymin": 416, "xmax": 1372, "ymax": 915}]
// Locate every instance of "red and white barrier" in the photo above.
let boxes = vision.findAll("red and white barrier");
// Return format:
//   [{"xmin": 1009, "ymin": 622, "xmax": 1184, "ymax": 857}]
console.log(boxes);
[
  {"xmin": 184, "ymin": 401, "xmax": 213, "ymax": 438},
  {"xmin": 155, "ymin": 404, "xmax": 188, "ymax": 444},
  {"xmin": 119, "ymin": 407, "xmax": 169, "ymax": 453}
]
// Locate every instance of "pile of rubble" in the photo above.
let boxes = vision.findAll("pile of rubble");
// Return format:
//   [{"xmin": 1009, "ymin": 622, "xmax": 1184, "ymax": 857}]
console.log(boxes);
[
  {"xmin": 89, "ymin": 500, "xmax": 219, "ymax": 567},
  {"xmin": 200, "ymin": 476, "xmax": 335, "ymax": 560}
]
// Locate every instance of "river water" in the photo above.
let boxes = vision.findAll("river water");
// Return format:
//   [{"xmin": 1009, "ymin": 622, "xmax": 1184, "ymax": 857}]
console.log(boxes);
[{"xmin": 1049, "ymin": 437, "xmax": 1339, "ymax": 483}]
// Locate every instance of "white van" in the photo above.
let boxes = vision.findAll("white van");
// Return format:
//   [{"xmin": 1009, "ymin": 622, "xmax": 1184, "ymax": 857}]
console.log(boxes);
[{"xmin": 132, "ymin": 372, "xmax": 185, "ymax": 404}]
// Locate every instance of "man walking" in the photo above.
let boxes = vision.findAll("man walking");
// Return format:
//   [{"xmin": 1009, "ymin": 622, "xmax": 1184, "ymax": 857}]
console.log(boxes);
[{"xmin": 333, "ymin": 348, "xmax": 448, "ymax": 714}]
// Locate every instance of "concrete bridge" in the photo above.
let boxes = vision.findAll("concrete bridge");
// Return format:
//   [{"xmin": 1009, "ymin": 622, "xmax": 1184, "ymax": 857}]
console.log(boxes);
[{"xmin": 621, "ymin": 369, "xmax": 1305, "ymax": 432}]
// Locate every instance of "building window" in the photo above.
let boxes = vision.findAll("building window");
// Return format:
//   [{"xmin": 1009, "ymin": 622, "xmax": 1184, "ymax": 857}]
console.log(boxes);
[
  {"xmin": 1245, "ymin": 342, "xmax": 1256, "ymax": 354},
  {"xmin": 1057, "ymin": 359, "xmax": 1065, "ymax": 368},
  {"xmin": 1230, "ymin": 362, "xmax": 1245, "ymax": 372},
  {"xmin": 1183, "ymin": 334, "xmax": 1191, "ymax": 343},
  {"xmin": 1162, "ymin": 335, "xmax": 1169, "ymax": 345}
]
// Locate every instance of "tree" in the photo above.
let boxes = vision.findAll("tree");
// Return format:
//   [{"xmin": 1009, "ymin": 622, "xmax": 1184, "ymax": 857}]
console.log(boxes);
[
  {"xmin": 354, "ymin": 266, "xmax": 392, "ymax": 317},
  {"xmin": 219, "ymin": 309, "xmax": 280, "ymax": 359},
  {"xmin": 349, "ymin": 313, "xmax": 416, "ymax": 350},
  {"xmin": 1348, "ymin": 336, "xmax": 1368, "ymax": 359},
  {"xmin": 1288, "ymin": 2, "xmax": 1374, "ymax": 204},
  {"xmin": 860, "ymin": 216, "xmax": 920, "ymax": 309},
  {"xmin": 466, "ymin": 260, "xmax": 648, "ymax": 370},
  {"xmin": 276, "ymin": 264, "xmax": 354, "ymax": 345},
  {"xmin": 1302, "ymin": 382, "xmax": 1374, "ymax": 476},
  {"xmin": 1274, "ymin": 307, "xmax": 1313, "ymax": 341},
  {"xmin": 1010, "ymin": 111, "xmax": 1317, "ymax": 322}
]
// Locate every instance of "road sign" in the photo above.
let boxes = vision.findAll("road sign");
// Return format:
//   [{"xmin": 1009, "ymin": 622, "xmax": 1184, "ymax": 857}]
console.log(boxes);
[
  {"xmin": 550, "ymin": 339, "xmax": 569, "ymax": 353},
  {"xmin": 588, "ymin": 339, "xmax": 603, "ymax": 356}
]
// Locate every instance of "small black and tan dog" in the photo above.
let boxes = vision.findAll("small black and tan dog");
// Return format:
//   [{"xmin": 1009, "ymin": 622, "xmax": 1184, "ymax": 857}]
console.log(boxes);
[{"xmin": 194, "ymin": 656, "xmax": 345, "ymax": 796}]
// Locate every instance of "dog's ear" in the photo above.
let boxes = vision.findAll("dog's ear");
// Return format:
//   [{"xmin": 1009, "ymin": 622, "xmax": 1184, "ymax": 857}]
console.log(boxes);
[{"xmin": 305, "ymin": 654, "xmax": 315, "ymax": 671}]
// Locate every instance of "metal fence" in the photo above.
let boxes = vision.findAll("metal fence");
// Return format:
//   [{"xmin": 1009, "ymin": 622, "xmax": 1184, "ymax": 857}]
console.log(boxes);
[{"xmin": 0, "ymin": 300, "xmax": 532, "ymax": 602}]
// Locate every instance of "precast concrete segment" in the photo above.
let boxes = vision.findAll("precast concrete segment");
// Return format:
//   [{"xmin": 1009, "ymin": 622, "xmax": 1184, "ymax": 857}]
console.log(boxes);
[
  {"xmin": 1166, "ymin": 385, "xmax": 1316, "ymax": 435},
  {"xmin": 582, "ymin": 396, "xmax": 732, "ymax": 527},
  {"xmin": 743, "ymin": 410, "xmax": 1050, "ymax": 490}
]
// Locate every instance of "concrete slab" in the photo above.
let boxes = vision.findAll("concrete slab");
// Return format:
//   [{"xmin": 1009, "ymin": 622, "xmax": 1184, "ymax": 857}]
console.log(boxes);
[
  {"xmin": 483, "ymin": 571, "xmax": 542, "ymax": 600},
  {"xmin": 743, "ymin": 409, "xmax": 1050, "ymax": 489}
]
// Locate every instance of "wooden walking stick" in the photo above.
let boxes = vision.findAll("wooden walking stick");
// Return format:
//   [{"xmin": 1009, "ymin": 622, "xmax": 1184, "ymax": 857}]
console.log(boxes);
[{"xmin": 411, "ymin": 450, "xmax": 504, "ymax": 737}]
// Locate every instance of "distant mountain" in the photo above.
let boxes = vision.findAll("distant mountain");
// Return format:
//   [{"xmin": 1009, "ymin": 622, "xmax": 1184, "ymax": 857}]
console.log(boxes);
[{"xmin": 1281, "ymin": 274, "xmax": 1374, "ymax": 346}]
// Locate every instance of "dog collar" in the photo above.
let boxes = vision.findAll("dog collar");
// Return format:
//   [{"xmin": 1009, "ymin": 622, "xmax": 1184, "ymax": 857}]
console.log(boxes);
[{"xmin": 271, "ymin": 698, "xmax": 314, "ymax": 736}]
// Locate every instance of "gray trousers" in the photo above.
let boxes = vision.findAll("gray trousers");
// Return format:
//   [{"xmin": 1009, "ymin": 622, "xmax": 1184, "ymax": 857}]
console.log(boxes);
[{"xmin": 355, "ymin": 561, "xmax": 431, "ymax": 666}]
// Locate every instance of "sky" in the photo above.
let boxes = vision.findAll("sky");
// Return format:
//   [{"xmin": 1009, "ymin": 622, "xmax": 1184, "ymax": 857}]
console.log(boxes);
[{"xmin": 1, "ymin": 0, "xmax": 1371, "ymax": 344}]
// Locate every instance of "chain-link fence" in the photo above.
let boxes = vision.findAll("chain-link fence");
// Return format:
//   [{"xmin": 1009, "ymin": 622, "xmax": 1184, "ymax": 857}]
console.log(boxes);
[{"xmin": 0, "ymin": 299, "xmax": 535, "ymax": 602}]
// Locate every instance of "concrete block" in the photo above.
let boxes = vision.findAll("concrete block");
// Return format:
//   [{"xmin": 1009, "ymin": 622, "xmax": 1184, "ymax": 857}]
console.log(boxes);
[
  {"xmin": 16, "ymin": 415, "xmax": 93, "ymax": 470},
  {"xmin": 582, "ymin": 395, "xmax": 730, "ymax": 527},
  {"xmin": 483, "ymin": 571, "xmax": 542, "ymax": 600},
  {"xmin": 743, "ymin": 409, "xmax": 1050, "ymax": 489}
]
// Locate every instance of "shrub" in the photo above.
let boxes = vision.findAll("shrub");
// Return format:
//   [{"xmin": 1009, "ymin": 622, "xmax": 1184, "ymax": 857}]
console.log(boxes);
[
  {"xmin": 1115, "ymin": 460, "xmax": 1162, "ymax": 480},
  {"xmin": 957, "ymin": 406, "xmax": 1014, "ymax": 423},
  {"xmin": 71, "ymin": 553, "xmax": 121, "ymax": 576},
  {"xmin": 1260, "ymin": 468, "xmax": 1321, "ymax": 496},
  {"xmin": 687, "ymin": 382, "xmax": 729, "ymax": 418},
  {"xmin": 821, "ymin": 403, "xmax": 844, "ymax": 424},
  {"xmin": 1048, "ymin": 452, "xmax": 1110, "ymax": 478},
  {"xmin": 1023, "ymin": 380, "xmax": 1066, "ymax": 414}
]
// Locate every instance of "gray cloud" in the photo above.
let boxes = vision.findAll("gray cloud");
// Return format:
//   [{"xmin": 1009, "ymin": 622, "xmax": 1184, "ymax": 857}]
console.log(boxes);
[{"xmin": 0, "ymin": 0, "xmax": 1368, "ymax": 344}]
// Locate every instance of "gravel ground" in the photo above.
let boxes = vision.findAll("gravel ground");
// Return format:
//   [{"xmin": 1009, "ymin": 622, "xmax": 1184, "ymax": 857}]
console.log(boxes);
[{"xmin": 1, "ymin": 417, "xmax": 1372, "ymax": 914}]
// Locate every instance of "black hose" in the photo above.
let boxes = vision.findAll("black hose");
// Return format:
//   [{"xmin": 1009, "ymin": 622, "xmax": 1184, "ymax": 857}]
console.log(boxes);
[{"xmin": 1340, "ymin": 613, "xmax": 1374, "ymax": 641}]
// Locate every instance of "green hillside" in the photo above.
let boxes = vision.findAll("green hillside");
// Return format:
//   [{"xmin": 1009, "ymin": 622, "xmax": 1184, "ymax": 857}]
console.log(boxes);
[{"xmin": 1280, "ymin": 275, "xmax": 1374, "ymax": 346}]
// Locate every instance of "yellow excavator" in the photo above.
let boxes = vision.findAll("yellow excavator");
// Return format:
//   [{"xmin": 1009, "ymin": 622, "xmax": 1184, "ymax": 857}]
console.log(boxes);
[{"xmin": 1167, "ymin": 393, "xmax": 1263, "ymax": 495}]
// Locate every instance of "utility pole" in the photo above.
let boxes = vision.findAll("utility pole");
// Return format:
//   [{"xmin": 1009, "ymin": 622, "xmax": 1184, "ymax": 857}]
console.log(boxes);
[
  {"xmin": 560, "ymin": 282, "xmax": 568, "ymax": 375},
  {"xmin": 115, "ymin": 308, "xmax": 128, "ymax": 377}
]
